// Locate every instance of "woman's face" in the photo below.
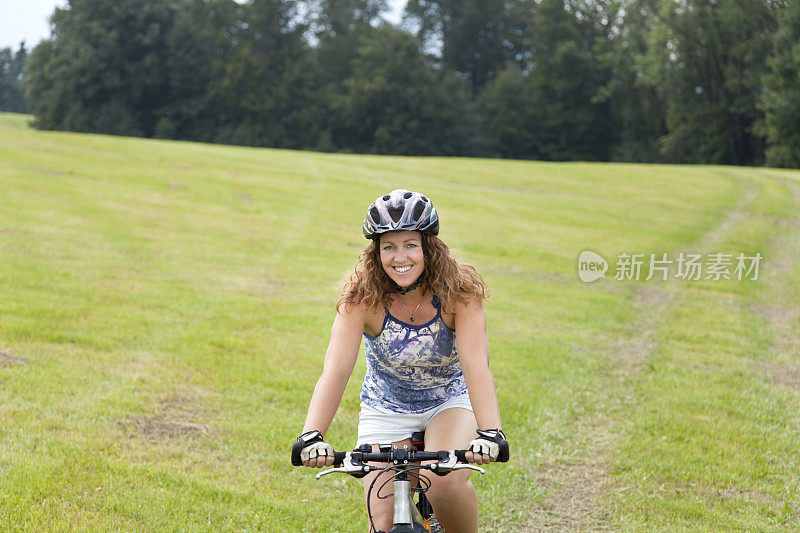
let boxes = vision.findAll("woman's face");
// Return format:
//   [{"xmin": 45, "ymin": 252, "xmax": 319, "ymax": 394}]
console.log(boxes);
[{"xmin": 379, "ymin": 231, "xmax": 425, "ymax": 288}]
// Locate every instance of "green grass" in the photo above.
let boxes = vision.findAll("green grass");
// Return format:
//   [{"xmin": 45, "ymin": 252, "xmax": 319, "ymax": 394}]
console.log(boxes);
[{"xmin": 1, "ymin": 111, "xmax": 799, "ymax": 530}]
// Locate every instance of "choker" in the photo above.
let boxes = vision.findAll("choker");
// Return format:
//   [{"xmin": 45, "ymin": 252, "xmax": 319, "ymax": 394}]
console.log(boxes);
[{"xmin": 395, "ymin": 277, "xmax": 423, "ymax": 295}]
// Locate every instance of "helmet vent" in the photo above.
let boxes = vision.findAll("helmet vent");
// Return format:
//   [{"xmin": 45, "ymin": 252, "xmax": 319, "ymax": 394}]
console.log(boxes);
[
  {"xmin": 412, "ymin": 201, "xmax": 426, "ymax": 221},
  {"xmin": 369, "ymin": 206, "xmax": 382, "ymax": 224},
  {"xmin": 388, "ymin": 205, "xmax": 404, "ymax": 222},
  {"xmin": 403, "ymin": 191, "xmax": 412, "ymax": 199},
  {"xmin": 382, "ymin": 195, "xmax": 391, "ymax": 201}
]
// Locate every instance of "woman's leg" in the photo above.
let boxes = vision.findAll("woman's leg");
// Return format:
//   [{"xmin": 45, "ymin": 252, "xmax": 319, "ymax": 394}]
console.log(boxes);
[
  {"xmin": 361, "ymin": 437, "xmax": 412, "ymax": 533},
  {"xmin": 423, "ymin": 407, "xmax": 480, "ymax": 533}
]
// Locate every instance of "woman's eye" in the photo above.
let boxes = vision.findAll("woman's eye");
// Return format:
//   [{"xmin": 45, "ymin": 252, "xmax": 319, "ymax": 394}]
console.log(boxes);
[{"xmin": 407, "ymin": 244, "xmax": 417, "ymax": 248}]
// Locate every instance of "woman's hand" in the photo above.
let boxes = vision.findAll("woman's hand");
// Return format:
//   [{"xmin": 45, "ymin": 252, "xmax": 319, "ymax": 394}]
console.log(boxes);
[
  {"xmin": 465, "ymin": 428, "xmax": 508, "ymax": 464},
  {"xmin": 295, "ymin": 430, "xmax": 335, "ymax": 468}
]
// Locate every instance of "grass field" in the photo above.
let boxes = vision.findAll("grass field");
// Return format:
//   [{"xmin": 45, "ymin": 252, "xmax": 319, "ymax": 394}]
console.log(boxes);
[{"xmin": 1, "ymin": 111, "xmax": 799, "ymax": 531}]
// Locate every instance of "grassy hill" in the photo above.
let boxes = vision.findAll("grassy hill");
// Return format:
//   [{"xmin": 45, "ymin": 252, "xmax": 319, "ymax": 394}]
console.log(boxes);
[{"xmin": 1, "ymin": 112, "xmax": 798, "ymax": 530}]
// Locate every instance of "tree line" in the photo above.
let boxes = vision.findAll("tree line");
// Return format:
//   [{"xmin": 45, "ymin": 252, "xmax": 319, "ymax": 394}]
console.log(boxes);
[{"xmin": 1, "ymin": 0, "xmax": 798, "ymax": 167}]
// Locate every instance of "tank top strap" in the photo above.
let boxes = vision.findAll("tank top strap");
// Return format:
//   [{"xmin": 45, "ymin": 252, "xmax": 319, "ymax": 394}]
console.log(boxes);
[{"xmin": 431, "ymin": 293, "xmax": 441, "ymax": 310}]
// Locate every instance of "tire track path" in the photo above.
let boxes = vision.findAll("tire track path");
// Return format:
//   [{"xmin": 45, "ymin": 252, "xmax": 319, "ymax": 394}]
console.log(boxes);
[{"xmin": 523, "ymin": 183, "xmax": 764, "ymax": 531}]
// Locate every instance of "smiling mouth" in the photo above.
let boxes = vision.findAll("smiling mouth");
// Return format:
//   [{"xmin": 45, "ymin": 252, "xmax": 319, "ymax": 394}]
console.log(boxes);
[{"xmin": 393, "ymin": 265, "xmax": 412, "ymax": 273}]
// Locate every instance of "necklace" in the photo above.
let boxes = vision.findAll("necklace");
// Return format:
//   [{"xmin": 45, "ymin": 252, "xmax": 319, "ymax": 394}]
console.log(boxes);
[{"xmin": 395, "ymin": 287, "xmax": 426, "ymax": 323}]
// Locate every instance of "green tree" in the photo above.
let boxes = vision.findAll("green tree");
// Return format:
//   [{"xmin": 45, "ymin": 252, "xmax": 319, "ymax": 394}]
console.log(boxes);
[
  {"xmin": 334, "ymin": 25, "xmax": 479, "ymax": 155},
  {"xmin": 308, "ymin": 0, "xmax": 387, "ymax": 36},
  {"xmin": 478, "ymin": 0, "xmax": 612, "ymax": 160},
  {"xmin": 26, "ymin": 0, "xmax": 178, "ymax": 136},
  {"xmin": 593, "ymin": 0, "xmax": 667, "ymax": 162},
  {"xmin": 762, "ymin": 0, "xmax": 800, "ymax": 168},
  {"xmin": 305, "ymin": 0, "xmax": 389, "ymax": 150},
  {"xmin": 211, "ymin": 0, "xmax": 313, "ymax": 148},
  {"xmin": 0, "ymin": 43, "xmax": 29, "ymax": 113},
  {"xmin": 641, "ymin": 0, "xmax": 780, "ymax": 165},
  {"xmin": 404, "ymin": 0, "xmax": 531, "ymax": 90},
  {"xmin": 154, "ymin": 0, "xmax": 244, "ymax": 141}
]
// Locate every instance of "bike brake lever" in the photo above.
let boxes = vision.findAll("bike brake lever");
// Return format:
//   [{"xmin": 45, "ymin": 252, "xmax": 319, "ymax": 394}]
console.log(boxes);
[
  {"xmin": 429, "ymin": 451, "xmax": 486, "ymax": 475},
  {"xmin": 452, "ymin": 463, "xmax": 485, "ymax": 474},
  {"xmin": 316, "ymin": 467, "xmax": 347, "ymax": 479},
  {"xmin": 316, "ymin": 452, "xmax": 371, "ymax": 479}
]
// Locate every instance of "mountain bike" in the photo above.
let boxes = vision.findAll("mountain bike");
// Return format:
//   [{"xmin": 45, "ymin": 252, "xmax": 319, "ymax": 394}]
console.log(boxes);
[{"xmin": 291, "ymin": 432, "xmax": 510, "ymax": 533}]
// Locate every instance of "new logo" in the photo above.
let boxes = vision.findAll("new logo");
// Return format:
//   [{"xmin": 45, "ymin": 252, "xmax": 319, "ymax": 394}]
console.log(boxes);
[{"xmin": 578, "ymin": 250, "xmax": 608, "ymax": 282}]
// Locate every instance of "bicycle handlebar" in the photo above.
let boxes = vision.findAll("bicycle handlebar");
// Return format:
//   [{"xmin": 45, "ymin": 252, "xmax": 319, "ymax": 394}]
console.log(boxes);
[
  {"xmin": 292, "ymin": 441, "xmax": 509, "ymax": 480},
  {"xmin": 292, "ymin": 437, "xmax": 509, "ymax": 467},
  {"xmin": 326, "ymin": 448, "xmax": 481, "ymax": 479}
]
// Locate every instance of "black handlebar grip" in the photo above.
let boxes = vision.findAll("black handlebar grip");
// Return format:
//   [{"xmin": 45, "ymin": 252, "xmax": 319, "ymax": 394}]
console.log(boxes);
[
  {"xmin": 456, "ymin": 444, "xmax": 510, "ymax": 463},
  {"xmin": 292, "ymin": 443, "xmax": 346, "ymax": 467},
  {"xmin": 291, "ymin": 440, "xmax": 304, "ymax": 466},
  {"xmin": 496, "ymin": 439, "xmax": 510, "ymax": 463}
]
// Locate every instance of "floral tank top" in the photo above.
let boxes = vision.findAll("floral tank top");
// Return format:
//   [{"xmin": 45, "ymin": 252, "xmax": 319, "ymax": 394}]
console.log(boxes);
[{"xmin": 360, "ymin": 295, "xmax": 469, "ymax": 413}]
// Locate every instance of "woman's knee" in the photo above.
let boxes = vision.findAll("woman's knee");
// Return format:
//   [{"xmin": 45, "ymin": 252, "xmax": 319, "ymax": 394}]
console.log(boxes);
[
  {"xmin": 367, "ymin": 507, "xmax": 393, "ymax": 532},
  {"xmin": 363, "ymin": 483, "xmax": 392, "ymax": 528},
  {"xmin": 426, "ymin": 473, "xmax": 474, "ymax": 503}
]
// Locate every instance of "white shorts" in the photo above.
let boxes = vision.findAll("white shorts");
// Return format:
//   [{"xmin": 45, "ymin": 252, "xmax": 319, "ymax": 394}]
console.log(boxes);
[{"xmin": 356, "ymin": 394, "xmax": 474, "ymax": 447}]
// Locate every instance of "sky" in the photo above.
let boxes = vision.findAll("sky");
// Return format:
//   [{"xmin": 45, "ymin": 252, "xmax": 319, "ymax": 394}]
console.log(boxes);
[
  {"xmin": 0, "ymin": 0, "xmax": 66, "ymax": 50},
  {"xmin": 0, "ymin": 0, "xmax": 406, "ymax": 51}
]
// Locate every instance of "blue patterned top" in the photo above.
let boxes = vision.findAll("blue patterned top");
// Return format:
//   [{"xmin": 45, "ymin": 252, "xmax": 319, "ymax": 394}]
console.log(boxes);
[{"xmin": 361, "ymin": 295, "xmax": 469, "ymax": 413}]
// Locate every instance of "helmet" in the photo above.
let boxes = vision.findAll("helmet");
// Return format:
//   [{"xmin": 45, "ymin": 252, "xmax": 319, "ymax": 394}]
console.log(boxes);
[{"xmin": 363, "ymin": 189, "xmax": 439, "ymax": 239}]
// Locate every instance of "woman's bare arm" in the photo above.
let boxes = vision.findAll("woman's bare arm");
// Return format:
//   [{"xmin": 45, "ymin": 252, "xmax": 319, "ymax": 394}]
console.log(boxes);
[
  {"xmin": 454, "ymin": 296, "xmax": 502, "ymax": 431},
  {"xmin": 301, "ymin": 305, "xmax": 365, "ymax": 436}
]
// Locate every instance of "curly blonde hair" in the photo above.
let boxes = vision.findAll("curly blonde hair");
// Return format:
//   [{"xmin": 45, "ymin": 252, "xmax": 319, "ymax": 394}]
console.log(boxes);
[{"xmin": 337, "ymin": 233, "xmax": 490, "ymax": 314}]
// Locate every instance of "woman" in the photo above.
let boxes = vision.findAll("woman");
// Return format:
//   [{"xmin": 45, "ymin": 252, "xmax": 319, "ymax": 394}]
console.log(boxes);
[{"xmin": 295, "ymin": 189, "xmax": 507, "ymax": 532}]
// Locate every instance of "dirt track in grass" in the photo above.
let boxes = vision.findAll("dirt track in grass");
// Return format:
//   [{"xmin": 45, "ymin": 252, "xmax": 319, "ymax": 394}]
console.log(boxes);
[{"xmin": 521, "ymin": 178, "xmax": 793, "ymax": 530}]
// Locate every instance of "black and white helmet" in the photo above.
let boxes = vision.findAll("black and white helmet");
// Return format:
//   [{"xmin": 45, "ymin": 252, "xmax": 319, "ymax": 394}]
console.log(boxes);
[{"xmin": 363, "ymin": 189, "xmax": 439, "ymax": 239}]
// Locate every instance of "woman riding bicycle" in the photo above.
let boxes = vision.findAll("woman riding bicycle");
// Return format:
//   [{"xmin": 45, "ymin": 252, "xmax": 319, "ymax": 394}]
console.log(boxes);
[{"xmin": 295, "ymin": 189, "xmax": 507, "ymax": 532}]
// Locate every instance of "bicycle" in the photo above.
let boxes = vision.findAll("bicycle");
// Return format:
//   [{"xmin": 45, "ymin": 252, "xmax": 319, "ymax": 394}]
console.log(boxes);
[{"xmin": 291, "ymin": 432, "xmax": 510, "ymax": 533}]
